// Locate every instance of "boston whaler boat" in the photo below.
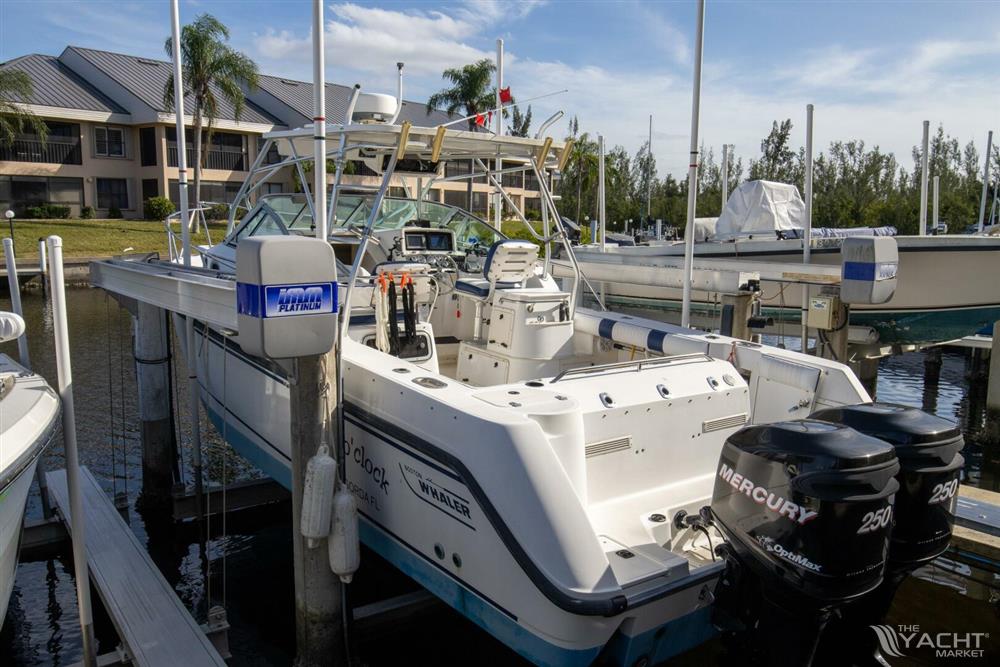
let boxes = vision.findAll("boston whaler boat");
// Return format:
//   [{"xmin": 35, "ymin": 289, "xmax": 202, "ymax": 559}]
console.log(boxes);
[
  {"xmin": 96, "ymin": 94, "xmax": 967, "ymax": 666},
  {"xmin": 0, "ymin": 313, "xmax": 60, "ymax": 625},
  {"xmin": 571, "ymin": 180, "xmax": 1000, "ymax": 346}
]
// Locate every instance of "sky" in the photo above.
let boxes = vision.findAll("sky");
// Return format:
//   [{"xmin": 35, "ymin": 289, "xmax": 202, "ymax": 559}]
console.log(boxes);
[{"xmin": 1, "ymin": 0, "xmax": 999, "ymax": 177}]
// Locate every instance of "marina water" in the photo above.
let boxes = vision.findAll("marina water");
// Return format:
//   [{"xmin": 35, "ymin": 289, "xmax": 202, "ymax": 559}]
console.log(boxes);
[{"xmin": 1, "ymin": 287, "xmax": 997, "ymax": 665}]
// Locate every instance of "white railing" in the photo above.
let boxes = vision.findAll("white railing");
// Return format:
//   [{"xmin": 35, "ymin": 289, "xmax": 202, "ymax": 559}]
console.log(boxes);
[{"xmin": 164, "ymin": 204, "xmax": 216, "ymax": 263}]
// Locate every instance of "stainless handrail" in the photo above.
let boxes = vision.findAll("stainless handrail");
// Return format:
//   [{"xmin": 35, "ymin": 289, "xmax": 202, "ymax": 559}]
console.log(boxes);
[{"xmin": 549, "ymin": 353, "xmax": 712, "ymax": 383}]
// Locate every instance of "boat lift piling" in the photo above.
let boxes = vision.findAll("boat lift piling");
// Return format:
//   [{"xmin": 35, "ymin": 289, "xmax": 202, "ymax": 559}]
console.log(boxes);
[
  {"xmin": 680, "ymin": 0, "xmax": 706, "ymax": 329},
  {"xmin": 133, "ymin": 301, "xmax": 177, "ymax": 510},
  {"xmin": 978, "ymin": 131, "xmax": 993, "ymax": 233},
  {"xmin": 919, "ymin": 120, "xmax": 930, "ymax": 236},
  {"xmin": 48, "ymin": 235, "xmax": 99, "ymax": 666},
  {"xmin": 801, "ymin": 103, "xmax": 814, "ymax": 352}
]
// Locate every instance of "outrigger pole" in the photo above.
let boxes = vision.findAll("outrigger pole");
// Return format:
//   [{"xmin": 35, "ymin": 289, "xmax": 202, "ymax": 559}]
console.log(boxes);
[{"xmin": 681, "ymin": 0, "xmax": 706, "ymax": 329}]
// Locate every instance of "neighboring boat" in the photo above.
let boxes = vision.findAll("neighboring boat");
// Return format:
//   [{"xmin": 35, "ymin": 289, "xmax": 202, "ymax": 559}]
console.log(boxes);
[
  {"xmin": 571, "ymin": 180, "xmax": 1000, "ymax": 345},
  {"xmin": 0, "ymin": 315, "xmax": 60, "ymax": 626},
  {"xmin": 102, "ymin": 117, "xmax": 962, "ymax": 665}
]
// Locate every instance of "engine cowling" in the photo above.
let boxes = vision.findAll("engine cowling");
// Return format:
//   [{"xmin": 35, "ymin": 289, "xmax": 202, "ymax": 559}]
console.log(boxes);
[
  {"xmin": 811, "ymin": 402, "xmax": 964, "ymax": 566},
  {"xmin": 711, "ymin": 420, "xmax": 900, "ymax": 603}
]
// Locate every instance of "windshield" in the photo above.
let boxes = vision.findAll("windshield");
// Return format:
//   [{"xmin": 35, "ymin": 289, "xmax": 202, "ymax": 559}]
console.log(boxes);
[{"xmin": 231, "ymin": 193, "xmax": 504, "ymax": 253}]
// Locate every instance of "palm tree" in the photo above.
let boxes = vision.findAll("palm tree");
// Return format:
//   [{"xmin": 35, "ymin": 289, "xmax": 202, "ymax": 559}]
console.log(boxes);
[
  {"xmin": 163, "ymin": 14, "xmax": 259, "ymax": 227},
  {"xmin": 566, "ymin": 127, "xmax": 599, "ymax": 225},
  {"xmin": 0, "ymin": 69, "xmax": 47, "ymax": 148},
  {"xmin": 427, "ymin": 59, "xmax": 496, "ymax": 210}
]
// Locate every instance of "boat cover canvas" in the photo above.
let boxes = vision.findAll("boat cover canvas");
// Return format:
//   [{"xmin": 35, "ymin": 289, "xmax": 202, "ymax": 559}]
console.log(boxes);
[{"xmin": 714, "ymin": 180, "xmax": 805, "ymax": 239}]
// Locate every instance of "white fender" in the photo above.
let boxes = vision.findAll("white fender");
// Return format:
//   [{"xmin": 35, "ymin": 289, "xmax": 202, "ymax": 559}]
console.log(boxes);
[
  {"xmin": 328, "ymin": 486, "xmax": 360, "ymax": 583},
  {"xmin": 0, "ymin": 312, "xmax": 25, "ymax": 344},
  {"xmin": 300, "ymin": 444, "xmax": 337, "ymax": 549}
]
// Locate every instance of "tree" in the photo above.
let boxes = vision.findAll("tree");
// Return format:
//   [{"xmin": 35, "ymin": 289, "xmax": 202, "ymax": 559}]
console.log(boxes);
[
  {"xmin": 508, "ymin": 104, "xmax": 532, "ymax": 137},
  {"xmin": 0, "ymin": 69, "xmax": 47, "ymax": 147},
  {"xmin": 427, "ymin": 59, "xmax": 496, "ymax": 210},
  {"xmin": 749, "ymin": 119, "xmax": 798, "ymax": 183},
  {"xmin": 163, "ymin": 14, "xmax": 259, "ymax": 226}
]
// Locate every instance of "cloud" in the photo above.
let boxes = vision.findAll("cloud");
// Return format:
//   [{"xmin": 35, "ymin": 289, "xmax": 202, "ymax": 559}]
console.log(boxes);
[{"xmin": 243, "ymin": 3, "xmax": 1000, "ymax": 178}]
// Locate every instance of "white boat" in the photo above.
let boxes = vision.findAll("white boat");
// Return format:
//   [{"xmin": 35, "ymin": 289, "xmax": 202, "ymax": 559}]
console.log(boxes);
[
  {"xmin": 108, "ymin": 117, "xmax": 964, "ymax": 666},
  {"xmin": 0, "ymin": 320, "xmax": 60, "ymax": 626},
  {"xmin": 572, "ymin": 180, "xmax": 1000, "ymax": 345}
]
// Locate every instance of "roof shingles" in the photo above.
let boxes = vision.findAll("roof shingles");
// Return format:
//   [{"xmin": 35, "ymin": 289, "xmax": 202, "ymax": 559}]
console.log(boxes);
[
  {"xmin": 0, "ymin": 54, "xmax": 128, "ymax": 114},
  {"xmin": 68, "ymin": 46, "xmax": 282, "ymax": 127}
]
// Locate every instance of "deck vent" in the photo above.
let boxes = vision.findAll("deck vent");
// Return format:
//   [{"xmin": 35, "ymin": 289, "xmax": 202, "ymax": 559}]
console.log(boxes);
[
  {"xmin": 586, "ymin": 436, "xmax": 632, "ymax": 458},
  {"xmin": 702, "ymin": 413, "xmax": 748, "ymax": 433}
]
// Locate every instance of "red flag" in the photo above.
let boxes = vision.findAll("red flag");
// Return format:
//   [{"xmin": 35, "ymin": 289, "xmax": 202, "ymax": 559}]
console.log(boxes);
[
  {"xmin": 487, "ymin": 111, "xmax": 494, "ymax": 124},
  {"xmin": 475, "ymin": 113, "xmax": 486, "ymax": 127},
  {"xmin": 499, "ymin": 86, "xmax": 512, "ymax": 104}
]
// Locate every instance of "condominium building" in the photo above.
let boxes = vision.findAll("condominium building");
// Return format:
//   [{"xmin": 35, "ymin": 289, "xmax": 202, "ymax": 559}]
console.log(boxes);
[{"xmin": 0, "ymin": 46, "xmax": 543, "ymax": 219}]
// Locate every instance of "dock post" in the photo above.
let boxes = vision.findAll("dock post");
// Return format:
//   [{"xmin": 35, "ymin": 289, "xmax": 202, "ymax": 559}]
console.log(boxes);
[
  {"xmin": 857, "ymin": 357, "xmax": 879, "ymax": 398},
  {"xmin": 922, "ymin": 346, "xmax": 943, "ymax": 414},
  {"xmin": 133, "ymin": 301, "xmax": 177, "ymax": 510},
  {"xmin": 985, "ymin": 322, "xmax": 1000, "ymax": 445},
  {"xmin": 38, "ymin": 237, "xmax": 47, "ymax": 289},
  {"xmin": 289, "ymin": 353, "xmax": 344, "ymax": 666},
  {"xmin": 720, "ymin": 293, "xmax": 752, "ymax": 341},
  {"xmin": 47, "ymin": 235, "xmax": 98, "ymax": 666}
]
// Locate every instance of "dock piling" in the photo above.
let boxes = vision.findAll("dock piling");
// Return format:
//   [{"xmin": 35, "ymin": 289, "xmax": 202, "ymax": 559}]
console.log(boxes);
[
  {"xmin": 985, "ymin": 322, "xmax": 1000, "ymax": 445},
  {"xmin": 289, "ymin": 353, "xmax": 345, "ymax": 666},
  {"xmin": 133, "ymin": 302, "xmax": 177, "ymax": 509}
]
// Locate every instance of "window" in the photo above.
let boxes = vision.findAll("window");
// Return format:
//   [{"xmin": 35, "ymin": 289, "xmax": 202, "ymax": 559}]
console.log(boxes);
[
  {"xmin": 142, "ymin": 179, "xmax": 159, "ymax": 201},
  {"xmin": 140, "ymin": 127, "xmax": 157, "ymax": 166},
  {"xmin": 0, "ymin": 121, "xmax": 81, "ymax": 165},
  {"xmin": 0, "ymin": 176, "xmax": 83, "ymax": 215},
  {"xmin": 168, "ymin": 179, "xmax": 242, "ymax": 205},
  {"xmin": 97, "ymin": 178, "xmax": 129, "ymax": 209},
  {"xmin": 389, "ymin": 187, "xmax": 407, "ymax": 199},
  {"xmin": 94, "ymin": 126, "xmax": 126, "ymax": 157}
]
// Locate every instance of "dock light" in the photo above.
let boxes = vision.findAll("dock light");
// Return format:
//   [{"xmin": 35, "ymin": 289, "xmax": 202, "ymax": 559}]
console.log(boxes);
[
  {"xmin": 4, "ymin": 210, "xmax": 14, "ymax": 255},
  {"xmin": 397, "ymin": 121, "xmax": 412, "ymax": 160},
  {"xmin": 557, "ymin": 139, "xmax": 574, "ymax": 172},
  {"xmin": 431, "ymin": 126, "xmax": 446, "ymax": 163},
  {"xmin": 536, "ymin": 137, "xmax": 553, "ymax": 168}
]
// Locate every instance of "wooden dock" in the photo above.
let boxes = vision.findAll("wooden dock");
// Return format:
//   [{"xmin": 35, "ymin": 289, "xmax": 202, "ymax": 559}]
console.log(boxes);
[{"xmin": 46, "ymin": 467, "xmax": 227, "ymax": 667}]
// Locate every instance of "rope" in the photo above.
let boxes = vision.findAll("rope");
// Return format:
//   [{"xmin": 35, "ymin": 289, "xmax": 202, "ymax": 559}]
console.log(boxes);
[
  {"xmin": 200, "ymin": 323, "xmax": 212, "ymax": 610},
  {"xmin": 221, "ymin": 330, "xmax": 229, "ymax": 609},
  {"xmin": 105, "ymin": 295, "xmax": 117, "ymax": 500},
  {"xmin": 119, "ymin": 307, "xmax": 128, "ymax": 502}
]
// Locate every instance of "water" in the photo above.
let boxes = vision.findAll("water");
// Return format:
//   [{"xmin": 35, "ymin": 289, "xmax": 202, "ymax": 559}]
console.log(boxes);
[{"xmin": 1, "ymin": 288, "xmax": 998, "ymax": 665}]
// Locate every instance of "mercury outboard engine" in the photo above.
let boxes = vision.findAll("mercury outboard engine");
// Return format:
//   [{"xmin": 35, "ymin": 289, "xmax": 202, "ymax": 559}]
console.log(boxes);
[
  {"xmin": 811, "ymin": 403, "xmax": 964, "ymax": 666},
  {"xmin": 709, "ymin": 420, "xmax": 900, "ymax": 666}
]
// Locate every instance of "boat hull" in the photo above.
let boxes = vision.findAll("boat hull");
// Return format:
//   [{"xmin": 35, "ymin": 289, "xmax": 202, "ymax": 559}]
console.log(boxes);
[
  {"xmin": 1, "ymin": 457, "xmax": 38, "ymax": 626},
  {"xmin": 581, "ymin": 236, "xmax": 1000, "ymax": 344},
  {"xmin": 190, "ymin": 322, "xmax": 719, "ymax": 666}
]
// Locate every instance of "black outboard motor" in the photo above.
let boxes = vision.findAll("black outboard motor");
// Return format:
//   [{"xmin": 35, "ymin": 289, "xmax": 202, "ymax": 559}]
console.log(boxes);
[
  {"xmin": 709, "ymin": 420, "xmax": 900, "ymax": 666},
  {"xmin": 811, "ymin": 403, "xmax": 964, "ymax": 666}
]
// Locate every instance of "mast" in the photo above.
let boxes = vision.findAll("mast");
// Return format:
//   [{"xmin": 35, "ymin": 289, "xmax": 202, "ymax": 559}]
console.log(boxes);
[
  {"xmin": 170, "ymin": 0, "xmax": 190, "ymax": 266},
  {"xmin": 681, "ymin": 0, "xmax": 706, "ymax": 329}
]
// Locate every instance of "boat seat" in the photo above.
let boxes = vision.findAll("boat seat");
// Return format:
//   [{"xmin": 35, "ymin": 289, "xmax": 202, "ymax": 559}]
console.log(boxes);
[
  {"xmin": 454, "ymin": 239, "xmax": 538, "ymax": 300},
  {"xmin": 454, "ymin": 278, "xmax": 518, "ymax": 298}
]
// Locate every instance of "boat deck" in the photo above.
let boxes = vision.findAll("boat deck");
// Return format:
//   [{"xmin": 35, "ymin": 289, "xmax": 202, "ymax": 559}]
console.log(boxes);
[{"xmin": 46, "ymin": 466, "xmax": 227, "ymax": 667}]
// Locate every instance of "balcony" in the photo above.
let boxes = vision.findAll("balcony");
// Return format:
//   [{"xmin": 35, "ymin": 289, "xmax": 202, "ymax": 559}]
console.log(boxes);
[
  {"xmin": 167, "ymin": 142, "xmax": 247, "ymax": 172},
  {"xmin": 0, "ymin": 136, "xmax": 82, "ymax": 165}
]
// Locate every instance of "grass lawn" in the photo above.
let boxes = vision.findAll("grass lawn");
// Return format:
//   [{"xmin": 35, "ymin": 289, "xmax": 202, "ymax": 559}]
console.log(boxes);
[{"xmin": 1, "ymin": 218, "xmax": 226, "ymax": 259}]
